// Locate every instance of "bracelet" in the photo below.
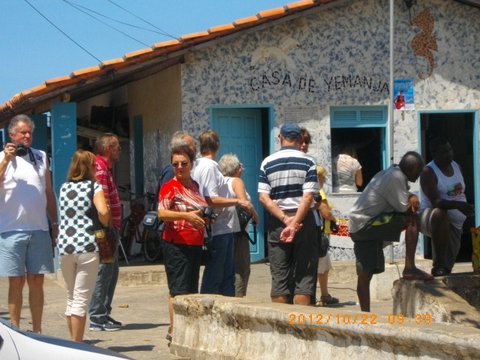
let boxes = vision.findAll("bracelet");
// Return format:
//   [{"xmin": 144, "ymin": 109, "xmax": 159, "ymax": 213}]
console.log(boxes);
[{"xmin": 51, "ymin": 222, "xmax": 59, "ymax": 226}]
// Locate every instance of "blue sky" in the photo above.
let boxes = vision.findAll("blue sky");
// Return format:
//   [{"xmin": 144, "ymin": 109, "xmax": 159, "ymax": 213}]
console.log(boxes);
[{"xmin": 1, "ymin": 0, "xmax": 288, "ymax": 104}]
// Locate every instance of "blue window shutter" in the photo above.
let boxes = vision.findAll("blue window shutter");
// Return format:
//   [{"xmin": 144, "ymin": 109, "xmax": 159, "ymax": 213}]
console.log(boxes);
[{"xmin": 332, "ymin": 106, "xmax": 387, "ymax": 128}]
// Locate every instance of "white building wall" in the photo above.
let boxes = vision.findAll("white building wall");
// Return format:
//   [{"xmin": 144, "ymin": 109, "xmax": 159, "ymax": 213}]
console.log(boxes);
[{"xmin": 180, "ymin": 0, "xmax": 480, "ymax": 259}]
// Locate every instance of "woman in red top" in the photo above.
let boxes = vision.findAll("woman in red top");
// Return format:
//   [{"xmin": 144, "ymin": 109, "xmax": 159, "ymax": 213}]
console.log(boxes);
[{"xmin": 158, "ymin": 144, "xmax": 208, "ymax": 344}]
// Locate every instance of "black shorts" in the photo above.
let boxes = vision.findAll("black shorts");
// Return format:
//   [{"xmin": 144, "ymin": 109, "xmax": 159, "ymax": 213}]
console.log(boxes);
[
  {"xmin": 268, "ymin": 211, "xmax": 318, "ymax": 297},
  {"xmin": 351, "ymin": 213, "xmax": 407, "ymax": 275},
  {"xmin": 163, "ymin": 241, "xmax": 202, "ymax": 297}
]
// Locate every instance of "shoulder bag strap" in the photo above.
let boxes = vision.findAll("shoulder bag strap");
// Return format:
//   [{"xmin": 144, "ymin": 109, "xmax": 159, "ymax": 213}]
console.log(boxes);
[{"xmin": 90, "ymin": 180, "xmax": 102, "ymax": 230}]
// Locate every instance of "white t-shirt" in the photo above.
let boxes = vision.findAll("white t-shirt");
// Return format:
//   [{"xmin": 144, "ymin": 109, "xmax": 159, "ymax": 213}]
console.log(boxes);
[
  {"xmin": 333, "ymin": 154, "xmax": 362, "ymax": 193},
  {"xmin": 192, "ymin": 157, "xmax": 238, "ymax": 236},
  {"xmin": 419, "ymin": 160, "xmax": 467, "ymax": 230},
  {"xmin": 0, "ymin": 148, "xmax": 50, "ymax": 232}
]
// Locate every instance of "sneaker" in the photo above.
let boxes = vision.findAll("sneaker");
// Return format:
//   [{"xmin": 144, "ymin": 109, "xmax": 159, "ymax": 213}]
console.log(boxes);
[
  {"xmin": 103, "ymin": 322, "xmax": 121, "ymax": 331},
  {"xmin": 89, "ymin": 320, "xmax": 121, "ymax": 332},
  {"xmin": 89, "ymin": 321, "xmax": 105, "ymax": 331},
  {"xmin": 106, "ymin": 316, "xmax": 122, "ymax": 326}
]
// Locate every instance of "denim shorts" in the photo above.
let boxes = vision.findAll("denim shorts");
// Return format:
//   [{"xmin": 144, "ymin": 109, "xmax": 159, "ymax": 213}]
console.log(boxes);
[{"xmin": 0, "ymin": 231, "xmax": 54, "ymax": 276}]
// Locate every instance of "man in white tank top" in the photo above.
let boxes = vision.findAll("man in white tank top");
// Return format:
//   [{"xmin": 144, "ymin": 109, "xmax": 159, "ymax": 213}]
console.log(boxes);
[
  {"xmin": 420, "ymin": 137, "xmax": 474, "ymax": 277},
  {"xmin": 0, "ymin": 114, "xmax": 58, "ymax": 333}
]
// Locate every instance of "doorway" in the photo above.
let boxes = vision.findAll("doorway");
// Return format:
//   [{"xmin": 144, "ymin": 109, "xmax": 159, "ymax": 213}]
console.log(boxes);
[
  {"xmin": 420, "ymin": 112, "xmax": 477, "ymax": 262},
  {"xmin": 211, "ymin": 107, "xmax": 271, "ymax": 262}
]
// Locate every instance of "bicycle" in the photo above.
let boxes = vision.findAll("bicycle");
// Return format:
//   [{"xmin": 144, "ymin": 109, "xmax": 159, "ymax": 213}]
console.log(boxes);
[
  {"xmin": 141, "ymin": 214, "xmax": 163, "ymax": 263},
  {"xmin": 118, "ymin": 188, "xmax": 162, "ymax": 263},
  {"xmin": 140, "ymin": 191, "xmax": 164, "ymax": 263},
  {"xmin": 118, "ymin": 190, "xmax": 147, "ymax": 264}
]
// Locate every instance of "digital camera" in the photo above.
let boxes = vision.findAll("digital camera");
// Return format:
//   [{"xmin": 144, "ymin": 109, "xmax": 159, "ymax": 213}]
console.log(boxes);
[
  {"xmin": 203, "ymin": 208, "xmax": 218, "ymax": 222},
  {"xmin": 313, "ymin": 193, "xmax": 322, "ymax": 203},
  {"xmin": 15, "ymin": 144, "xmax": 28, "ymax": 157}
]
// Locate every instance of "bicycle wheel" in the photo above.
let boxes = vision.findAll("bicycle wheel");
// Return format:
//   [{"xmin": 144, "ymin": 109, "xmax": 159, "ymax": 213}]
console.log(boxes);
[{"xmin": 143, "ymin": 227, "xmax": 162, "ymax": 262}]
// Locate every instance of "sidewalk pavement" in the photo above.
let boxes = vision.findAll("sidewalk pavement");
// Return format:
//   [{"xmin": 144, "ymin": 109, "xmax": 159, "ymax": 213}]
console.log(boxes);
[{"xmin": 0, "ymin": 257, "xmax": 468, "ymax": 359}]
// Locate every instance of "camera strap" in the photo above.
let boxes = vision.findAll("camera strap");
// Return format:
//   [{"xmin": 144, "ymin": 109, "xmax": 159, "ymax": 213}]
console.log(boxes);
[{"xmin": 27, "ymin": 148, "xmax": 37, "ymax": 167}]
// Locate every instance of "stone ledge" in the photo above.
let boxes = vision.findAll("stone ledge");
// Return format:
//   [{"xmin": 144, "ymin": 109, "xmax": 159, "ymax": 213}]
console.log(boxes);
[
  {"xmin": 393, "ymin": 275, "xmax": 480, "ymax": 326},
  {"xmin": 171, "ymin": 295, "xmax": 480, "ymax": 360},
  {"xmin": 117, "ymin": 268, "xmax": 168, "ymax": 286}
]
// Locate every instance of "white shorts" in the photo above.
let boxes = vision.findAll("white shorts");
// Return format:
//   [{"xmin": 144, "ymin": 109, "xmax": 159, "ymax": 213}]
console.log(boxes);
[{"xmin": 318, "ymin": 253, "xmax": 332, "ymax": 274}]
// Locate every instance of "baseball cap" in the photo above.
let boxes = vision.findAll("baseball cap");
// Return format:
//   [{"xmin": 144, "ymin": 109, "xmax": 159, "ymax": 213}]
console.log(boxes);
[{"xmin": 280, "ymin": 122, "xmax": 301, "ymax": 139}]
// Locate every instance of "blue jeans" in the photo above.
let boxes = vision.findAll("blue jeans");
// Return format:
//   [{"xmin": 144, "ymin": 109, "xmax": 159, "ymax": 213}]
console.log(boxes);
[
  {"xmin": 88, "ymin": 229, "xmax": 119, "ymax": 323},
  {"xmin": 200, "ymin": 233, "xmax": 235, "ymax": 296}
]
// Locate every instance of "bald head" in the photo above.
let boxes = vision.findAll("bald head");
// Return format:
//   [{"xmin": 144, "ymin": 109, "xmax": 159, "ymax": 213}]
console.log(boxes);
[{"xmin": 399, "ymin": 151, "xmax": 424, "ymax": 182}]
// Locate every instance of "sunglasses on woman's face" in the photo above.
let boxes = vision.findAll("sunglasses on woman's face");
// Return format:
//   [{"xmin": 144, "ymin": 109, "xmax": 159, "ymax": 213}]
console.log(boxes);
[{"xmin": 172, "ymin": 161, "xmax": 190, "ymax": 168}]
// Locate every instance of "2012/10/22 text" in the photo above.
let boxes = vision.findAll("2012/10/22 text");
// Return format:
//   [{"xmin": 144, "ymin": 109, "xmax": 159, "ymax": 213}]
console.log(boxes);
[{"xmin": 288, "ymin": 313, "xmax": 432, "ymax": 326}]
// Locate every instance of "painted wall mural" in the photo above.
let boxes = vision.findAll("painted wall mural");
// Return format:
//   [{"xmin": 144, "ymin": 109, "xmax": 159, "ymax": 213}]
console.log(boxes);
[{"xmin": 410, "ymin": 8, "xmax": 438, "ymax": 79}]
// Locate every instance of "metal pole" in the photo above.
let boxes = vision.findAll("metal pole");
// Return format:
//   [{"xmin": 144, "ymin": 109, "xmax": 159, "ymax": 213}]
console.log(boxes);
[{"xmin": 389, "ymin": 0, "xmax": 395, "ymax": 264}]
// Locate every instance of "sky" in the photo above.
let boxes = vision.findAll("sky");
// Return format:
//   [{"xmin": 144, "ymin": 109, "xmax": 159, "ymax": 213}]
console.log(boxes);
[{"xmin": 1, "ymin": 0, "xmax": 289, "ymax": 105}]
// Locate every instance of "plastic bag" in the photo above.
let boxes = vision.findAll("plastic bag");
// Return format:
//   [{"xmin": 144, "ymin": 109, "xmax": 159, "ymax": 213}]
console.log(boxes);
[{"xmin": 470, "ymin": 227, "xmax": 480, "ymax": 274}]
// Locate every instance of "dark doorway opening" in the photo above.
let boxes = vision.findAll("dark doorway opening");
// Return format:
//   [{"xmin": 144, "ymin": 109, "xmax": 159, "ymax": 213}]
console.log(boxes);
[
  {"xmin": 420, "ymin": 112, "xmax": 475, "ymax": 262},
  {"xmin": 331, "ymin": 127, "xmax": 385, "ymax": 192}
]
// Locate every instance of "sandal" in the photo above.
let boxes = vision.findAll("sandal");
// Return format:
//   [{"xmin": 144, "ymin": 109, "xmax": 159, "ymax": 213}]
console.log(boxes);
[
  {"xmin": 402, "ymin": 268, "xmax": 434, "ymax": 281},
  {"xmin": 318, "ymin": 294, "xmax": 339, "ymax": 306},
  {"xmin": 166, "ymin": 326, "xmax": 173, "ymax": 346}
]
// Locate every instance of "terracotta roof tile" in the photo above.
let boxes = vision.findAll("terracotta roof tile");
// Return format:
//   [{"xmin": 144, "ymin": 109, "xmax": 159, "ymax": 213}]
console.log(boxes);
[
  {"xmin": 123, "ymin": 47, "xmax": 154, "ymax": 59},
  {"xmin": 286, "ymin": 0, "xmax": 315, "ymax": 10},
  {"xmin": 152, "ymin": 39, "xmax": 182, "ymax": 49},
  {"xmin": 45, "ymin": 75, "xmax": 72, "ymax": 85},
  {"xmin": 180, "ymin": 31, "xmax": 210, "ymax": 41},
  {"xmin": 258, "ymin": 8, "xmax": 287, "ymax": 19},
  {"xmin": 71, "ymin": 66, "xmax": 101, "ymax": 78},
  {"xmin": 45, "ymin": 76, "xmax": 79, "ymax": 88},
  {"xmin": 101, "ymin": 58, "xmax": 126, "ymax": 67},
  {"xmin": 23, "ymin": 84, "xmax": 48, "ymax": 96},
  {"xmin": 232, "ymin": 15, "xmax": 260, "ymax": 27},
  {"xmin": 208, "ymin": 24, "xmax": 236, "ymax": 34}
]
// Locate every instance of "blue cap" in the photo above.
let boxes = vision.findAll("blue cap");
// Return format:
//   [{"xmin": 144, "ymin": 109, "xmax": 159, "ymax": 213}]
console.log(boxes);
[{"xmin": 280, "ymin": 122, "xmax": 301, "ymax": 139}]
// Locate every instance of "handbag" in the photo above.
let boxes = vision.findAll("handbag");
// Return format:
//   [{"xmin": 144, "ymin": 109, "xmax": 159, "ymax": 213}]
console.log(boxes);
[
  {"xmin": 236, "ymin": 205, "xmax": 252, "ymax": 231},
  {"xmin": 143, "ymin": 211, "xmax": 159, "ymax": 228},
  {"xmin": 236, "ymin": 205, "xmax": 257, "ymax": 245},
  {"xmin": 143, "ymin": 211, "xmax": 163, "ymax": 231},
  {"xmin": 89, "ymin": 181, "xmax": 116, "ymax": 264}
]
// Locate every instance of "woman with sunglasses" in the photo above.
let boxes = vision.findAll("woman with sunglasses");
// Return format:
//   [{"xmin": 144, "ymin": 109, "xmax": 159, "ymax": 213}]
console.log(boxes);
[{"xmin": 158, "ymin": 144, "xmax": 208, "ymax": 344}]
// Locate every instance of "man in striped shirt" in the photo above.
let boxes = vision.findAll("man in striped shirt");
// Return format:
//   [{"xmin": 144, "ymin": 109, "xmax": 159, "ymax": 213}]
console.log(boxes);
[{"xmin": 258, "ymin": 123, "xmax": 319, "ymax": 305}]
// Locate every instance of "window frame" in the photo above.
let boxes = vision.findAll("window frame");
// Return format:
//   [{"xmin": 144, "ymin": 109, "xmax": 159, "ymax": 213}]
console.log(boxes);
[{"xmin": 330, "ymin": 106, "xmax": 389, "ymax": 193}]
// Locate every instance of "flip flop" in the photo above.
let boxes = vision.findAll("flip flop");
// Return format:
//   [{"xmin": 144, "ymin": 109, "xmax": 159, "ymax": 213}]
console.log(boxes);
[{"xmin": 402, "ymin": 272, "xmax": 434, "ymax": 281}]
